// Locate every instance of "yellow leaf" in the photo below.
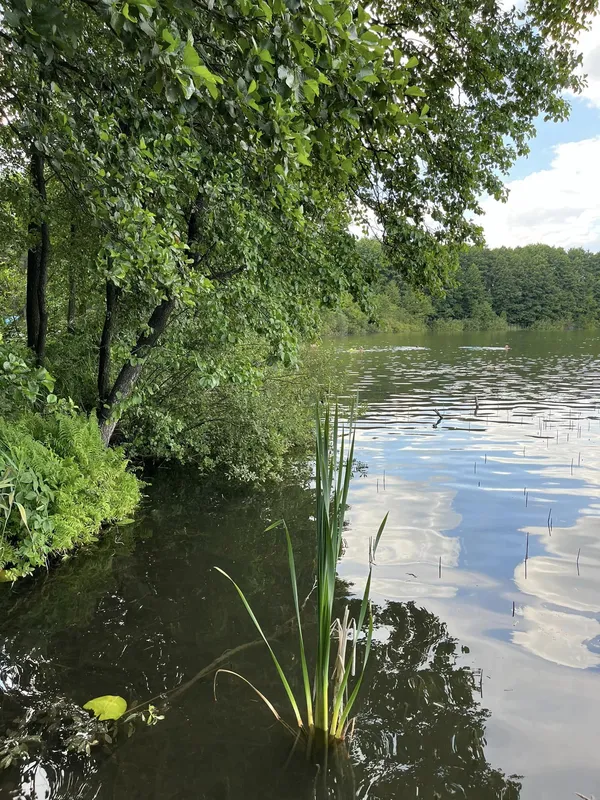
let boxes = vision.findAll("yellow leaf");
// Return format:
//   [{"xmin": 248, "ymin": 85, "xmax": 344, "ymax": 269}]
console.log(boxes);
[{"xmin": 83, "ymin": 695, "xmax": 127, "ymax": 721}]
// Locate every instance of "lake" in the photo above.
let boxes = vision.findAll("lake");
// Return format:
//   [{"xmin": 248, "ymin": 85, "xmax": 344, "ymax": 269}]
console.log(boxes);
[{"xmin": 1, "ymin": 329, "xmax": 600, "ymax": 799}]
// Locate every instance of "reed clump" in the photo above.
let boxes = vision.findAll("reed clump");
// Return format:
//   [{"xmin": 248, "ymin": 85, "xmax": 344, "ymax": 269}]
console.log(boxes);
[{"xmin": 216, "ymin": 405, "xmax": 387, "ymax": 746}]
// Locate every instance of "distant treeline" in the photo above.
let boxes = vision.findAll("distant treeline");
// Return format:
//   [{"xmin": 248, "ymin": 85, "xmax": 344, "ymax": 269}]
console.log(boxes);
[{"xmin": 324, "ymin": 242, "xmax": 600, "ymax": 334}]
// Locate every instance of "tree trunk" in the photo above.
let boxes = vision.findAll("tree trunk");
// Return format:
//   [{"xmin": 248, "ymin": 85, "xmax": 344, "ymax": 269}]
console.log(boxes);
[
  {"xmin": 97, "ymin": 196, "xmax": 202, "ymax": 445},
  {"xmin": 35, "ymin": 213, "xmax": 50, "ymax": 367},
  {"xmin": 98, "ymin": 295, "xmax": 175, "ymax": 445},
  {"xmin": 97, "ymin": 280, "xmax": 120, "ymax": 411},
  {"xmin": 26, "ymin": 221, "xmax": 40, "ymax": 349},
  {"xmin": 67, "ymin": 225, "xmax": 77, "ymax": 334},
  {"xmin": 26, "ymin": 149, "xmax": 49, "ymax": 365},
  {"xmin": 67, "ymin": 272, "xmax": 77, "ymax": 333}
]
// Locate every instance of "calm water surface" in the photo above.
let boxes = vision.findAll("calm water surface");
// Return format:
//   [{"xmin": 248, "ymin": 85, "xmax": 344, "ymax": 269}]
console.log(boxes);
[{"xmin": 2, "ymin": 330, "xmax": 600, "ymax": 799}]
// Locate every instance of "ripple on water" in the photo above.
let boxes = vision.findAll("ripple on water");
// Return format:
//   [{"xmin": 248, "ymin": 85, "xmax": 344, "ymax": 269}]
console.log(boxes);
[{"xmin": 337, "ymin": 330, "xmax": 600, "ymax": 799}]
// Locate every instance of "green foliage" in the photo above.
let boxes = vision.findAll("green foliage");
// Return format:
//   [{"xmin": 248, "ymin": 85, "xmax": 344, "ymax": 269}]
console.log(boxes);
[
  {"xmin": 217, "ymin": 406, "xmax": 387, "ymax": 744},
  {"xmin": 0, "ymin": 411, "xmax": 139, "ymax": 580},
  {"xmin": 0, "ymin": 0, "xmax": 595, "ymax": 448},
  {"xmin": 120, "ymin": 337, "xmax": 341, "ymax": 484},
  {"xmin": 326, "ymin": 240, "xmax": 600, "ymax": 334},
  {"xmin": 0, "ymin": 339, "xmax": 56, "ymax": 414}
]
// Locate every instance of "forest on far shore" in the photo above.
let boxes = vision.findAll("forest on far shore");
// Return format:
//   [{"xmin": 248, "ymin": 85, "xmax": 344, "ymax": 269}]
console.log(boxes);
[{"xmin": 326, "ymin": 242, "xmax": 600, "ymax": 335}]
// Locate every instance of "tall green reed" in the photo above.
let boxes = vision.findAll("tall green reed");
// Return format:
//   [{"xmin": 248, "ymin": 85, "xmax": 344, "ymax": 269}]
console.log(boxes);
[{"xmin": 215, "ymin": 405, "xmax": 387, "ymax": 744}]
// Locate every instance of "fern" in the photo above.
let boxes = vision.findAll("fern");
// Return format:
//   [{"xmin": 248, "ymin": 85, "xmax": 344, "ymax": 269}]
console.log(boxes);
[{"xmin": 0, "ymin": 411, "xmax": 140, "ymax": 580}]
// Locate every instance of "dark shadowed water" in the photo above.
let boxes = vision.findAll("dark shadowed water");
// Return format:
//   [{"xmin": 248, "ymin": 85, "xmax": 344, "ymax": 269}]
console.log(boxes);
[{"xmin": 2, "ymin": 330, "xmax": 600, "ymax": 799}]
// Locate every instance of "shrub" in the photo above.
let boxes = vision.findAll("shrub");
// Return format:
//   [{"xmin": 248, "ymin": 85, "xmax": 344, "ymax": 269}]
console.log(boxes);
[
  {"xmin": 122, "ymin": 343, "xmax": 340, "ymax": 485},
  {"xmin": 0, "ymin": 411, "xmax": 140, "ymax": 580}
]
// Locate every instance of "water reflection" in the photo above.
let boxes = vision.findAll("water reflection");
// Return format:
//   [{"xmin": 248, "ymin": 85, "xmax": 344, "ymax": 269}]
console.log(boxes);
[
  {"xmin": 0, "ymin": 470, "xmax": 516, "ymax": 799},
  {"xmin": 336, "ymin": 329, "xmax": 600, "ymax": 798},
  {"xmin": 0, "ymin": 599, "xmax": 519, "ymax": 800},
  {"xmin": 2, "ymin": 330, "xmax": 600, "ymax": 798},
  {"xmin": 353, "ymin": 602, "xmax": 521, "ymax": 799}
]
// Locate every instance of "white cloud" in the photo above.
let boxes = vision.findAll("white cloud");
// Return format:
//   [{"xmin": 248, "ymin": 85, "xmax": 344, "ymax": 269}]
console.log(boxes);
[{"xmin": 480, "ymin": 137, "xmax": 600, "ymax": 250}]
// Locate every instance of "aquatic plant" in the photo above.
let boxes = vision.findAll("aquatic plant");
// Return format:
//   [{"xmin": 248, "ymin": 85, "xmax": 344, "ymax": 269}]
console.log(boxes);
[{"xmin": 216, "ymin": 405, "xmax": 387, "ymax": 744}]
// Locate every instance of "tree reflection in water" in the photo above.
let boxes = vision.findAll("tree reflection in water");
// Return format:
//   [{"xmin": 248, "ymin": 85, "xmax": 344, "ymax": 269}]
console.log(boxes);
[
  {"xmin": 0, "ymin": 597, "xmax": 521, "ymax": 800},
  {"xmin": 105, "ymin": 598, "xmax": 520, "ymax": 800},
  {"xmin": 346, "ymin": 600, "xmax": 521, "ymax": 800},
  {"xmin": 0, "ymin": 476, "xmax": 520, "ymax": 800}
]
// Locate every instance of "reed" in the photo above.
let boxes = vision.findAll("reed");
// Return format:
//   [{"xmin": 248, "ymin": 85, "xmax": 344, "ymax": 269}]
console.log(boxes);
[{"xmin": 215, "ymin": 405, "xmax": 387, "ymax": 745}]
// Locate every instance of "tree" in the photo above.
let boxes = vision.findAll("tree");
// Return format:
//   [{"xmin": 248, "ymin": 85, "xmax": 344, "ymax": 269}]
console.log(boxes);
[
  {"xmin": 365, "ymin": 0, "xmax": 595, "ymax": 285},
  {"xmin": 0, "ymin": 0, "xmax": 427, "ymax": 442},
  {"xmin": 0, "ymin": 0, "xmax": 597, "ymax": 447}
]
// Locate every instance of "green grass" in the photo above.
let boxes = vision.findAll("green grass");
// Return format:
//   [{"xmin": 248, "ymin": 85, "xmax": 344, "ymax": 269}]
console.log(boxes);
[{"xmin": 216, "ymin": 404, "xmax": 387, "ymax": 745}]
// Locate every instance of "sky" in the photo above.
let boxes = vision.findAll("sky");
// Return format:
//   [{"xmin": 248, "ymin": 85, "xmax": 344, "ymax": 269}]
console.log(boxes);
[{"xmin": 480, "ymin": 16, "xmax": 600, "ymax": 251}]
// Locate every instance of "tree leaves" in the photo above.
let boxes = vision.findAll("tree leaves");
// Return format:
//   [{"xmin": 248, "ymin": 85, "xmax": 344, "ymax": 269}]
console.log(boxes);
[
  {"xmin": 0, "ymin": 0, "xmax": 595, "ymax": 449},
  {"xmin": 405, "ymin": 85, "xmax": 426, "ymax": 97}
]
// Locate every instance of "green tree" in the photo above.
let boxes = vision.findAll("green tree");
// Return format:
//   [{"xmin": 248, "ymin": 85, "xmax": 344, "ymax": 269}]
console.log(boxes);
[{"xmin": 0, "ymin": 0, "xmax": 597, "ymax": 449}]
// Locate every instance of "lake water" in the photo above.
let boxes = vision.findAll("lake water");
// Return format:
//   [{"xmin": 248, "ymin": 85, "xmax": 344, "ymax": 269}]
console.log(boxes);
[{"xmin": 2, "ymin": 330, "xmax": 600, "ymax": 799}]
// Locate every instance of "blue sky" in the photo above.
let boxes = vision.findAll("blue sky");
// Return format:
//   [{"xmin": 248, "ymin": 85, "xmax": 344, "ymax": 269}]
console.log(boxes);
[
  {"xmin": 480, "ymin": 19, "xmax": 600, "ymax": 251},
  {"xmin": 509, "ymin": 102, "xmax": 600, "ymax": 181}
]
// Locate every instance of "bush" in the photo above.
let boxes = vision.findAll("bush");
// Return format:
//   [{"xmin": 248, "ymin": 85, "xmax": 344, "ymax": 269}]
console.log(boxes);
[
  {"xmin": 122, "ymin": 345, "xmax": 338, "ymax": 484},
  {"xmin": 321, "ymin": 286, "xmax": 430, "ymax": 336},
  {"xmin": 0, "ymin": 411, "xmax": 140, "ymax": 580},
  {"xmin": 430, "ymin": 318, "xmax": 465, "ymax": 333}
]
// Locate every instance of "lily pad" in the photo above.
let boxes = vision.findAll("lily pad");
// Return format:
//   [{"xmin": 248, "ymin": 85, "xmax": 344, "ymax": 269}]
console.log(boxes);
[{"xmin": 83, "ymin": 695, "xmax": 127, "ymax": 721}]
